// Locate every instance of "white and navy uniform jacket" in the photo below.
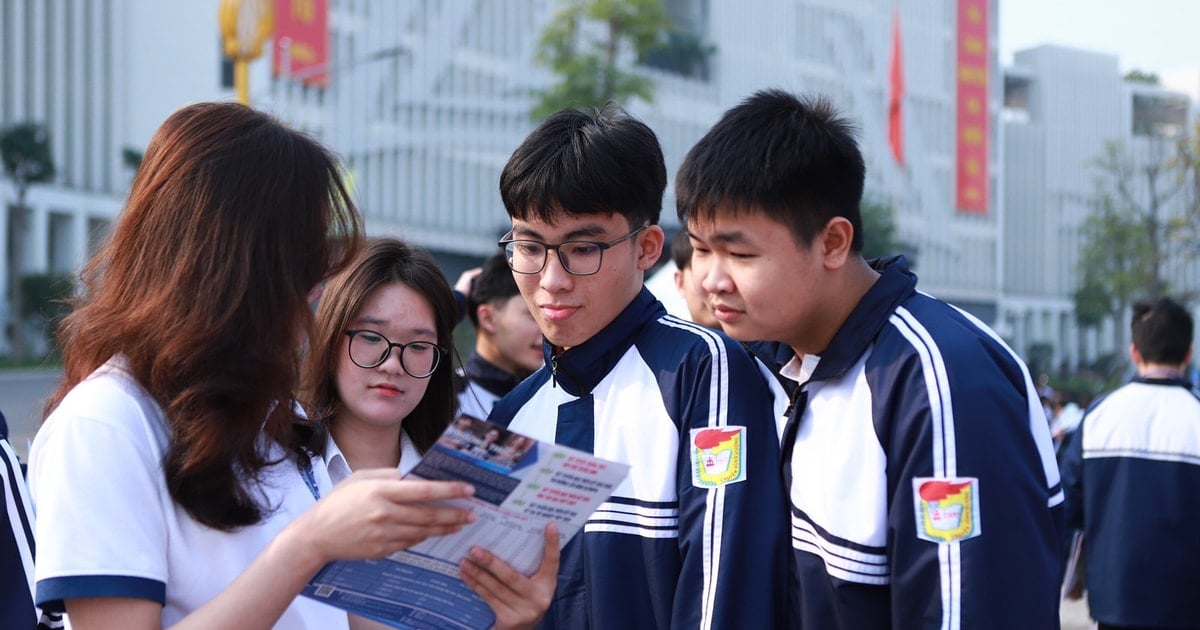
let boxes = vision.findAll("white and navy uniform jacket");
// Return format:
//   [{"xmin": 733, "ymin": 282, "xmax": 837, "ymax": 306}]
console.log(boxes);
[
  {"xmin": 1061, "ymin": 376, "xmax": 1200, "ymax": 628},
  {"xmin": 488, "ymin": 288, "xmax": 790, "ymax": 630},
  {"xmin": 1, "ymin": 411, "xmax": 38, "ymax": 628},
  {"xmin": 769, "ymin": 256, "xmax": 1064, "ymax": 629}
]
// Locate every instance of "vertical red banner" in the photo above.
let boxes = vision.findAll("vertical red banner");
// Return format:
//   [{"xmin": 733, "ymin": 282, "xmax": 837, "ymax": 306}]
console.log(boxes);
[
  {"xmin": 273, "ymin": 0, "xmax": 329, "ymax": 87},
  {"xmin": 955, "ymin": 0, "xmax": 988, "ymax": 213}
]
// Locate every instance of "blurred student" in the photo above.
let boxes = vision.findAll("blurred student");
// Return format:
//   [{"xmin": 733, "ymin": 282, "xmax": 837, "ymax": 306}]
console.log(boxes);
[
  {"xmin": 488, "ymin": 103, "xmax": 789, "ymax": 629},
  {"xmin": 28, "ymin": 103, "xmax": 477, "ymax": 630},
  {"xmin": 670, "ymin": 230, "xmax": 720, "ymax": 329},
  {"xmin": 458, "ymin": 253, "xmax": 544, "ymax": 422},
  {"xmin": 1061, "ymin": 297, "xmax": 1200, "ymax": 630},
  {"xmin": 677, "ymin": 90, "xmax": 1064, "ymax": 628}
]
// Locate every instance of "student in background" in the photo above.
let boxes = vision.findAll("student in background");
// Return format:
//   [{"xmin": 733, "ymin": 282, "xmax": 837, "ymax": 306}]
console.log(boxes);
[
  {"xmin": 670, "ymin": 229, "xmax": 721, "ymax": 329},
  {"xmin": 458, "ymin": 253, "xmax": 545, "ymax": 422},
  {"xmin": 1061, "ymin": 297, "xmax": 1200, "ymax": 630}
]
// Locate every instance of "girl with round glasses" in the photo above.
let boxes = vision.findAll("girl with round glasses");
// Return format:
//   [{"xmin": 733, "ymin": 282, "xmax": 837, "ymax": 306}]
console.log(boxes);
[{"xmin": 300, "ymin": 238, "xmax": 558, "ymax": 628}]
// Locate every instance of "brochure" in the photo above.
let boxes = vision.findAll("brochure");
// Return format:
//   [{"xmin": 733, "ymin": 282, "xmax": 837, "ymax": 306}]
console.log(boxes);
[{"xmin": 301, "ymin": 416, "xmax": 630, "ymax": 629}]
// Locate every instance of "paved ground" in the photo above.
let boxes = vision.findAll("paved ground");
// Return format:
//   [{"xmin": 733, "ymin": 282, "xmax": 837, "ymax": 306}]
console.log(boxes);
[{"xmin": 0, "ymin": 367, "xmax": 61, "ymax": 460}]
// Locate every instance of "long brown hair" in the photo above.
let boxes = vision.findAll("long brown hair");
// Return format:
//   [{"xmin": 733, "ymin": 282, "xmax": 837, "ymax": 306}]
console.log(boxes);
[
  {"xmin": 300, "ymin": 238, "xmax": 459, "ymax": 455},
  {"xmin": 47, "ymin": 102, "xmax": 363, "ymax": 530}
]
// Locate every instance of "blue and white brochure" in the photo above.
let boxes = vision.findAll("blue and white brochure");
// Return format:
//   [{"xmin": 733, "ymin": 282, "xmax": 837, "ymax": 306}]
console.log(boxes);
[{"xmin": 301, "ymin": 416, "xmax": 630, "ymax": 629}]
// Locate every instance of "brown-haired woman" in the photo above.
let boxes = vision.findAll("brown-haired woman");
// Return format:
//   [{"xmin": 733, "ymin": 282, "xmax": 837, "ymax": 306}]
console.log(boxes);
[
  {"xmin": 28, "ymin": 103, "xmax": 478, "ymax": 630},
  {"xmin": 300, "ymin": 237, "xmax": 557, "ymax": 629}
]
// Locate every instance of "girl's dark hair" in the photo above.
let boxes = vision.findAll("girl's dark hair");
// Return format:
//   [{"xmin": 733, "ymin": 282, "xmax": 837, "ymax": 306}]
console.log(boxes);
[
  {"xmin": 46, "ymin": 102, "xmax": 363, "ymax": 530},
  {"xmin": 300, "ymin": 238, "xmax": 459, "ymax": 455}
]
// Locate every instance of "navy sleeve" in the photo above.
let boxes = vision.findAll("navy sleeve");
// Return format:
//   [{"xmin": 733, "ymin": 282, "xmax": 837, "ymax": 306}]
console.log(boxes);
[
  {"xmin": 1, "ymin": 431, "xmax": 37, "ymax": 630},
  {"xmin": 669, "ymin": 338, "xmax": 790, "ymax": 630},
  {"xmin": 874, "ymin": 319, "xmax": 1063, "ymax": 629},
  {"xmin": 1059, "ymin": 423, "xmax": 1084, "ymax": 533}
]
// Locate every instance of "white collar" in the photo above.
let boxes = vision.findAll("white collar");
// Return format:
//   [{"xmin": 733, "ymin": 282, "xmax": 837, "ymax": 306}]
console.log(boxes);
[
  {"xmin": 780, "ymin": 353, "xmax": 821, "ymax": 386},
  {"xmin": 324, "ymin": 428, "xmax": 423, "ymax": 486}
]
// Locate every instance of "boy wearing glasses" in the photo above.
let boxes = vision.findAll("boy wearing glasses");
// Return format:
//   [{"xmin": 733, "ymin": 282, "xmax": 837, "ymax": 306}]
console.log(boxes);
[
  {"xmin": 487, "ymin": 104, "xmax": 789, "ymax": 629},
  {"xmin": 677, "ymin": 90, "xmax": 1064, "ymax": 628}
]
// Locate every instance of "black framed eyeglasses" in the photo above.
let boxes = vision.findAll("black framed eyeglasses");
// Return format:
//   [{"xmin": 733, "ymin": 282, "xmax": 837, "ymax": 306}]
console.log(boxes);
[
  {"xmin": 345, "ymin": 329, "xmax": 445, "ymax": 378},
  {"xmin": 498, "ymin": 225, "xmax": 647, "ymax": 276}
]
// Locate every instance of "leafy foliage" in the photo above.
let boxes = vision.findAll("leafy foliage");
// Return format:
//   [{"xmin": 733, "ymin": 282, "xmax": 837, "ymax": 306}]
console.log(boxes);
[
  {"xmin": 20, "ymin": 272, "xmax": 74, "ymax": 357},
  {"xmin": 860, "ymin": 198, "xmax": 917, "ymax": 265},
  {"xmin": 533, "ymin": 0, "xmax": 669, "ymax": 119},
  {"xmin": 1073, "ymin": 192, "xmax": 1156, "ymax": 333},
  {"xmin": 1123, "ymin": 69, "xmax": 1160, "ymax": 85},
  {"xmin": 1, "ymin": 122, "xmax": 56, "ymax": 362},
  {"xmin": 122, "ymin": 146, "xmax": 144, "ymax": 172},
  {"xmin": 1, "ymin": 123, "xmax": 55, "ymax": 186}
]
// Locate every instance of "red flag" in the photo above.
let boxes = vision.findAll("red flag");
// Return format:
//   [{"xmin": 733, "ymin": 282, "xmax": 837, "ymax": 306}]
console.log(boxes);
[{"xmin": 888, "ymin": 8, "xmax": 905, "ymax": 167}]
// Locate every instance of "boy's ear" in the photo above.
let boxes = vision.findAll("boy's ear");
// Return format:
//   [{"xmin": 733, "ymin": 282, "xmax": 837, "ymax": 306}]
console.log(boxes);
[
  {"xmin": 477, "ymin": 303, "xmax": 499, "ymax": 335},
  {"xmin": 636, "ymin": 225, "xmax": 665, "ymax": 271},
  {"xmin": 820, "ymin": 217, "xmax": 855, "ymax": 269}
]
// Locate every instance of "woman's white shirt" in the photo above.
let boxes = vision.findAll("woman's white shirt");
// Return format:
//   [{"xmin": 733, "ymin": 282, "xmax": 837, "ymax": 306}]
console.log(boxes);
[{"xmin": 28, "ymin": 358, "xmax": 347, "ymax": 629}]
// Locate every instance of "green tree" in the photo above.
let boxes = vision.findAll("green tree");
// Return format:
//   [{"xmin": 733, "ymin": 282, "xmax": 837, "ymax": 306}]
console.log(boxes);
[
  {"xmin": 1090, "ymin": 140, "xmax": 1188, "ymax": 303},
  {"xmin": 1123, "ymin": 69, "xmax": 1160, "ymax": 85},
  {"xmin": 1, "ymin": 122, "xmax": 56, "ymax": 363},
  {"xmin": 532, "ymin": 0, "xmax": 669, "ymax": 119},
  {"xmin": 1073, "ymin": 191, "xmax": 1156, "ymax": 356},
  {"xmin": 20, "ymin": 271, "xmax": 74, "ymax": 358},
  {"xmin": 860, "ymin": 198, "xmax": 917, "ymax": 264}
]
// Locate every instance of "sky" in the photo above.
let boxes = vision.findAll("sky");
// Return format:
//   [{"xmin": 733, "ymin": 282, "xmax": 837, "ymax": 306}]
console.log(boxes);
[{"xmin": 999, "ymin": 0, "xmax": 1200, "ymax": 98}]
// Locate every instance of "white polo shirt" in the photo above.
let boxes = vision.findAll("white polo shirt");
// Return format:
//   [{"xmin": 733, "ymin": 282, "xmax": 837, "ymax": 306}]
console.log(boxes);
[{"xmin": 29, "ymin": 358, "xmax": 348, "ymax": 629}]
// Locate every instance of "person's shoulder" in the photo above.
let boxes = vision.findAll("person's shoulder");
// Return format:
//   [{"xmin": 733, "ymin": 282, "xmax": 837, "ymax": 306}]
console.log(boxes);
[
  {"xmin": 40, "ymin": 361, "xmax": 166, "ymax": 449},
  {"xmin": 641, "ymin": 314, "xmax": 756, "ymax": 362},
  {"xmin": 56, "ymin": 364, "xmax": 157, "ymax": 420},
  {"xmin": 889, "ymin": 294, "xmax": 1017, "ymax": 361}
]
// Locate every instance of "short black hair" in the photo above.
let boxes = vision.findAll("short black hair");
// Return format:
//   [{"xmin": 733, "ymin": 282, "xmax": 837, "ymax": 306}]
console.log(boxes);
[
  {"xmin": 499, "ymin": 102, "xmax": 666, "ymax": 228},
  {"xmin": 467, "ymin": 252, "xmax": 521, "ymax": 328},
  {"xmin": 1131, "ymin": 297, "xmax": 1193, "ymax": 365},
  {"xmin": 671, "ymin": 229, "xmax": 693, "ymax": 270},
  {"xmin": 675, "ymin": 89, "xmax": 866, "ymax": 251}
]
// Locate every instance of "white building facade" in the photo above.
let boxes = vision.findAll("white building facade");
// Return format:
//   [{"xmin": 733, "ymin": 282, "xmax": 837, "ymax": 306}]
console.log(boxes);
[
  {"xmin": 5, "ymin": 0, "xmax": 1192, "ymax": 371},
  {"xmin": 1001, "ymin": 45, "xmax": 1196, "ymax": 374},
  {"xmin": 267, "ymin": 0, "xmax": 1006, "ymax": 322}
]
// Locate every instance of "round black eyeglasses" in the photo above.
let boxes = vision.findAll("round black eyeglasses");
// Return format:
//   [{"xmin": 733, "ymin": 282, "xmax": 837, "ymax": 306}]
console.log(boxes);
[{"xmin": 345, "ymin": 329, "xmax": 445, "ymax": 378}]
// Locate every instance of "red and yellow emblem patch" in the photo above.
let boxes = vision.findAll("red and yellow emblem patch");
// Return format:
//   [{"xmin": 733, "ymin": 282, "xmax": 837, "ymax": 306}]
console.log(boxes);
[
  {"xmin": 690, "ymin": 427, "xmax": 747, "ymax": 488},
  {"xmin": 912, "ymin": 477, "xmax": 981, "ymax": 543}
]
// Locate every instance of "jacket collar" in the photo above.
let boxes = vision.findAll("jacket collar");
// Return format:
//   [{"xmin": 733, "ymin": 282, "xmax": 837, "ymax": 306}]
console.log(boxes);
[
  {"xmin": 545, "ymin": 287, "xmax": 664, "ymax": 397},
  {"xmin": 463, "ymin": 353, "xmax": 523, "ymax": 398},
  {"xmin": 1131, "ymin": 374, "xmax": 1192, "ymax": 388},
  {"xmin": 809, "ymin": 255, "xmax": 918, "ymax": 382}
]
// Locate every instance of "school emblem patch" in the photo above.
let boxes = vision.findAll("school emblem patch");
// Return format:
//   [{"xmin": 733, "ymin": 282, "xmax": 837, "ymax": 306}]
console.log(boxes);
[
  {"xmin": 690, "ymin": 427, "xmax": 746, "ymax": 488},
  {"xmin": 913, "ymin": 477, "xmax": 981, "ymax": 543}
]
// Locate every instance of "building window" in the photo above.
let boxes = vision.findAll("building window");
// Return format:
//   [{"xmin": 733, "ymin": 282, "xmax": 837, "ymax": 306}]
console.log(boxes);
[
  {"xmin": 640, "ymin": 0, "xmax": 712, "ymax": 81},
  {"xmin": 1131, "ymin": 92, "xmax": 1187, "ymax": 138}
]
